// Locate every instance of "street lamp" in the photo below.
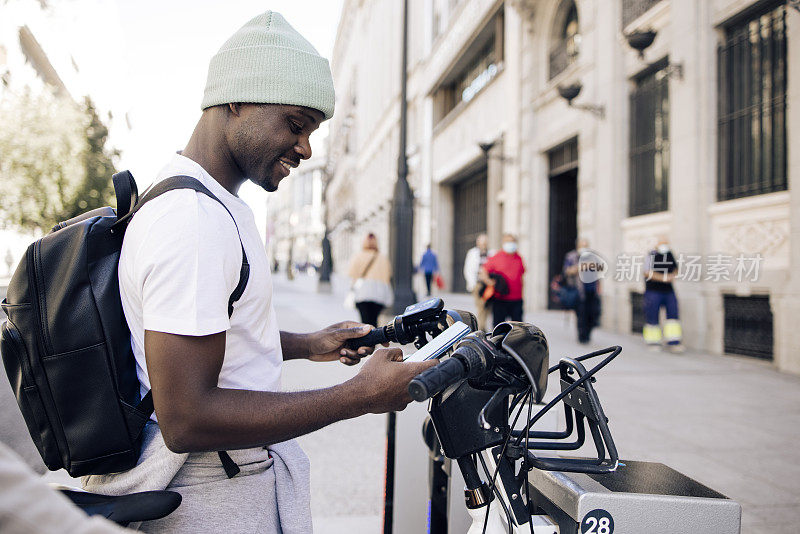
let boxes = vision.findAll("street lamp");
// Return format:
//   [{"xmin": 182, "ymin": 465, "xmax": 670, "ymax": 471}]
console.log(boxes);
[
  {"xmin": 556, "ymin": 82, "xmax": 605, "ymax": 118},
  {"xmin": 383, "ymin": 4, "xmax": 416, "ymax": 533},
  {"xmin": 626, "ymin": 30, "xmax": 656, "ymax": 59},
  {"xmin": 624, "ymin": 29, "xmax": 684, "ymax": 80},
  {"xmin": 389, "ymin": 0, "xmax": 416, "ymax": 315},
  {"xmin": 478, "ymin": 140, "xmax": 514, "ymax": 163}
]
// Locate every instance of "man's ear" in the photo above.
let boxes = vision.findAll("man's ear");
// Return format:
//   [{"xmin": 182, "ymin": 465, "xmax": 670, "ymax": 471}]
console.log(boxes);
[{"xmin": 228, "ymin": 102, "xmax": 241, "ymax": 116}]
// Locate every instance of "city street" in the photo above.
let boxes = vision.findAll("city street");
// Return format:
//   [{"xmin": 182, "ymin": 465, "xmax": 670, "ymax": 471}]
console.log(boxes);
[
  {"xmin": 1, "ymin": 1, "xmax": 798, "ymax": 533},
  {"xmin": 2, "ymin": 274, "xmax": 800, "ymax": 532},
  {"xmin": 274, "ymin": 273, "xmax": 800, "ymax": 533}
]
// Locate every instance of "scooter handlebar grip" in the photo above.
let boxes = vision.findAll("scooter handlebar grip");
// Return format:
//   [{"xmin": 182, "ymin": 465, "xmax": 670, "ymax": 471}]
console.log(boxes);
[
  {"xmin": 408, "ymin": 357, "xmax": 467, "ymax": 402},
  {"xmin": 345, "ymin": 328, "xmax": 389, "ymax": 350}
]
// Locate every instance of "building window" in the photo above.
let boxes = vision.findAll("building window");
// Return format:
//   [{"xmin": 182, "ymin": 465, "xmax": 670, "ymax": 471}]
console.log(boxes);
[
  {"xmin": 549, "ymin": 1, "xmax": 580, "ymax": 80},
  {"xmin": 717, "ymin": 2, "xmax": 787, "ymax": 201},
  {"xmin": 629, "ymin": 60, "xmax": 670, "ymax": 217},
  {"xmin": 454, "ymin": 41, "xmax": 498, "ymax": 104},
  {"xmin": 622, "ymin": 0, "xmax": 664, "ymax": 28},
  {"xmin": 433, "ymin": 8, "xmax": 504, "ymax": 123},
  {"xmin": 724, "ymin": 294, "xmax": 773, "ymax": 360},
  {"xmin": 547, "ymin": 137, "xmax": 578, "ymax": 176}
]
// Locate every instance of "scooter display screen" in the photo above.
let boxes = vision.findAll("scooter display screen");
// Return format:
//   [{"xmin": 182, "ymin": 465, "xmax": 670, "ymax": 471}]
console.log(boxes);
[{"xmin": 403, "ymin": 321, "xmax": 470, "ymax": 363}]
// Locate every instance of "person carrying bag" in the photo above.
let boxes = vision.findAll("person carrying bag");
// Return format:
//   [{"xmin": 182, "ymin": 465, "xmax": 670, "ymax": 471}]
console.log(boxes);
[{"xmin": 346, "ymin": 233, "xmax": 393, "ymax": 326}]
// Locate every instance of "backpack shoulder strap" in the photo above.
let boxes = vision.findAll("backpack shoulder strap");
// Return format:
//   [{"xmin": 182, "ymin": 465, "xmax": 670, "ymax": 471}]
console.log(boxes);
[
  {"xmin": 113, "ymin": 175, "xmax": 249, "ymax": 318},
  {"xmin": 359, "ymin": 252, "xmax": 379, "ymax": 279},
  {"xmin": 112, "ymin": 170, "xmax": 138, "ymax": 219},
  {"xmin": 120, "ymin": 177, "xmax": 249, "ymax": 478}
]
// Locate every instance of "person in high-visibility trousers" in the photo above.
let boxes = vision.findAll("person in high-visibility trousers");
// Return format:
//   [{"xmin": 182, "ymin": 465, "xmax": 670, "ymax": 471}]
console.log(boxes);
[{"xmin": 643, "ymin": 237, "xmax": 685, "ymax": 352}]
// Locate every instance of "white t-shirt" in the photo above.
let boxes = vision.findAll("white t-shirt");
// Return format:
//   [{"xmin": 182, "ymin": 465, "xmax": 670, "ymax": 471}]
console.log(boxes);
[{"xmin": 119, "ymin": 154, "xmax": 283, "ymax": 411}]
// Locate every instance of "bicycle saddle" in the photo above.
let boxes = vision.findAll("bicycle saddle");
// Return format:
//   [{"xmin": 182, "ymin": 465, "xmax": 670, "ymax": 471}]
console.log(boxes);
[{"xmin": 59, "ymin": 488, "xmax": 182, "ymax": 526}]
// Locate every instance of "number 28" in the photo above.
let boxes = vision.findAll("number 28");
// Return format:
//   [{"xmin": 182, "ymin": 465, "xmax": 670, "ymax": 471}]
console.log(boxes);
[{"xmin": 584, "ymin": 517, "xmax": 611, "ymax": 534}]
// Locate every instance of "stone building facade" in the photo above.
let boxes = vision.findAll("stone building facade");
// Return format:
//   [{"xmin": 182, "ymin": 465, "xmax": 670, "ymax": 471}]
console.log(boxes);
[{"xmin": 326, "ymin": 0, "xmax": 799, "ymax": 374}]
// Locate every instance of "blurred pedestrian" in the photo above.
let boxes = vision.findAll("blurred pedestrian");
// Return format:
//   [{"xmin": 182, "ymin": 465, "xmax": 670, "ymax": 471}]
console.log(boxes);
[
  {"xmin": 347, "ymin": 233, "xmax": 393, "ymax": 326},
  {"xmin": 419, "ymin": 244, "xmax": 440, "ymax": 296},
  {"xmin": 643, "ymin": 236, "xmax": 684, "ymax": 352},
  {"xmin": 463, "ymin": 233, "xmax": 493, "ymax": 331},
  {"xmin": 563, "ymin": 238, "xmax": 601, "ymax": 344},
  {"xmin": 480, "ymin": 234, "xmax": 526, "ymax": 327}
]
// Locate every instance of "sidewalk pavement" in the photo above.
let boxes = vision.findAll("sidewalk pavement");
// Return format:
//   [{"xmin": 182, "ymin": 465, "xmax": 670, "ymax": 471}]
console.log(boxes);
[
  {"xmin": 277, "ymin": 273, "xmax": 800, "ymax": 534},
  {"xmin": 3, "ymin": 275, "xmax": 799, "ymax": 533}
]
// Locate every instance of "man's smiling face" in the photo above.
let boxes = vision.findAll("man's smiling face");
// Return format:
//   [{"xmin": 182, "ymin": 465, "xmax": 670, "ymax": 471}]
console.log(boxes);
[{"xmin": 226, "ymin": 103, "xmax": 324, "ymax": 192}]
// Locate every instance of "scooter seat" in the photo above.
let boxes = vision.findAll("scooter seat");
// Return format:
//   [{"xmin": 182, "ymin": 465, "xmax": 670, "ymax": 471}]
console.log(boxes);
[{"xmin": 59, "ymin": 489, "xmax": 182, "ymax": 526}]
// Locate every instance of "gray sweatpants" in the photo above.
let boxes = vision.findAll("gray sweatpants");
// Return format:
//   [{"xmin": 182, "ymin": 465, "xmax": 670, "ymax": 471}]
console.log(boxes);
[
  {"xmin": 83, "ymin": 423, "xmax": 311, "ymax": 533},
  {"xmin": 139, "ymin": 447, "xmax": 279, "ymax": 533}
]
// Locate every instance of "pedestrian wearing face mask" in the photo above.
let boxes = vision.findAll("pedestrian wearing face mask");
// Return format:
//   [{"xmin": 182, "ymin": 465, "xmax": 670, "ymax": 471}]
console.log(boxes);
[
  {"xmin": 563, "ymin": 238, "xmax": 602, "ymax": 344},
  {"xmin": 643, "ymin": 236, "xmax": 684, "ymax": 352},
  {"xmin": 479, "ymin": 234, "xmax": 526, "ymax": 327}
]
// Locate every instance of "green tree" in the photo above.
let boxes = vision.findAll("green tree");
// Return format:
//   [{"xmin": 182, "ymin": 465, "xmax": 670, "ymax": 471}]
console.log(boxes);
[
  {"xmin": 65, "ymin": 97, "xmax": 119, "ymax": 219},
  {"xmin": 0, "ymin": 91, "xmax": 118, "ymax": 232}
]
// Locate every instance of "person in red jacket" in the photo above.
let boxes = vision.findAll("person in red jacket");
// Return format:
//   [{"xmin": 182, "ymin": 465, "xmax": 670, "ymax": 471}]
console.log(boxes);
[{"xmin": 479, "ymin": 234, "xmax": 526, "ymax": 327}]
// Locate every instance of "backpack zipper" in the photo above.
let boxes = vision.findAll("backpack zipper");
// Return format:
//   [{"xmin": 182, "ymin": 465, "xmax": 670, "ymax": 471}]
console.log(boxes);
[
  {"xmin": 28, "ymin": 241, "xmax": 53, "ymax": 356},
  {"xmin": 25, "ymin": 241, "xmax": 68, "ymax": 466}
]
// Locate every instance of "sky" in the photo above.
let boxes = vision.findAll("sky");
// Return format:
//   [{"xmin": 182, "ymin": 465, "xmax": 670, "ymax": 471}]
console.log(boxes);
[{"xmin": 33, "ymin": 0, "xmax": 344, "ymax": 239}]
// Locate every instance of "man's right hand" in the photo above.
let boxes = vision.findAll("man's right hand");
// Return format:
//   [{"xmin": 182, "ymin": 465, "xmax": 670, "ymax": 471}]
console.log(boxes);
[{"xmin": 352, "ymin": 348, "xmax": 438, "ymax": 413}]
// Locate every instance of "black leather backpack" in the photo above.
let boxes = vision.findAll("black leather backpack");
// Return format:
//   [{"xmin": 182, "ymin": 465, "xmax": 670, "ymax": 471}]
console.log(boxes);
[{"xmin": 0, "ymin": 171, "xmax": 248, "ymax": 477}]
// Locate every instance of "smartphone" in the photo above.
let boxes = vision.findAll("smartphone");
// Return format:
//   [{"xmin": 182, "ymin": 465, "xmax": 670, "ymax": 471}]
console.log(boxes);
[{"xmin": 403, "ymin": 321, "xmax": 471, "ymax": 363}]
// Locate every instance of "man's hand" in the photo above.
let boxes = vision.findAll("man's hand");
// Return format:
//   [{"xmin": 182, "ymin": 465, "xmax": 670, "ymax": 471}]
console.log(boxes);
[
  {"xmin": 145, "ymin": 330, "xmax": 421, "ymax": 452},
  {"xmin": 350, "ymin": 348, "xmax": 438, "ymax": 413},
  {"xmin": 305, "ymin": 321, "xmax": 376, "ymax": 365}
]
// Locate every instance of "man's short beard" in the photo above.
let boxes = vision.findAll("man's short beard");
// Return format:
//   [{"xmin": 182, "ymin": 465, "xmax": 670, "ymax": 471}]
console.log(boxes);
[
  {"xmin": 260, "ymin": 179, "xmax": 278, "ymax": 193},
  {"xmin": 232, "ymin": 121, "xmax": 278, "ymax": 192},
  {"xmin": 250, "ymin": 167, "xmax": 279, "ymax": 192}
]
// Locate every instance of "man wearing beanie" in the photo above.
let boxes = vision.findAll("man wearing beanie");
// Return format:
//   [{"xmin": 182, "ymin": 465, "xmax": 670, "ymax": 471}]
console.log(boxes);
[{"xmin": 82, "ymin": 12, "xmax": 436, "ymax": 533}]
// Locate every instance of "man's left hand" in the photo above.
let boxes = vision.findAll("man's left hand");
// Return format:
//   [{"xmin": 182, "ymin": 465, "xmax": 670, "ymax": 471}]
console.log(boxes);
[{"xmin": 305, "ymin": 322, "xmax": 377, "ymax": 365}]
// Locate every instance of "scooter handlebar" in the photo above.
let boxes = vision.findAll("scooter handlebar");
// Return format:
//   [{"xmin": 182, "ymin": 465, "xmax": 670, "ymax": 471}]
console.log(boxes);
[
  {"xmin": 408, "ymin": 357, "xmax": 467, "ymax": 402},
  {"xmin": 345, "ymin": 327, "xmax": 390, "ymax": 350}
]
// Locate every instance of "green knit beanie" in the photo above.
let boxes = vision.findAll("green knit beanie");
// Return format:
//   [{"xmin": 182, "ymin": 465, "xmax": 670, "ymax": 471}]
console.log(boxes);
[{"xmin": 201, "ymin": 11, "xmax": 335, "ymax": 120}]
